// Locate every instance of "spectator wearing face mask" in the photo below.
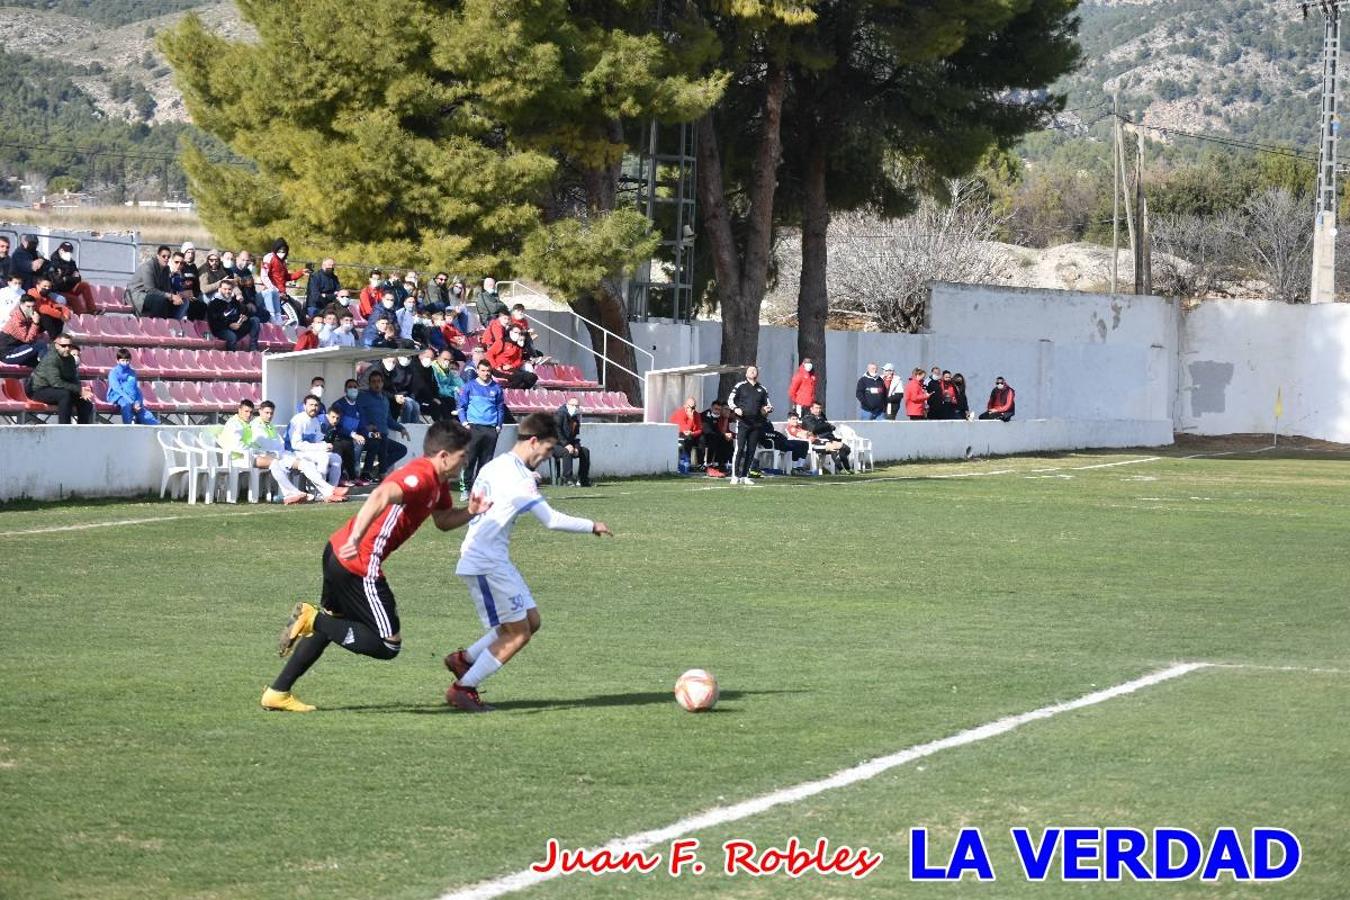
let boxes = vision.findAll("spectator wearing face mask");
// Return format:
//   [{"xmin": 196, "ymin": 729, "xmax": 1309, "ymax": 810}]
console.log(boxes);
[
  {"xmin": 396, "ymin": 295, "xmax": 420, "ymax": 341},
  {"xmin": 1, "ymin": 294, "xmax": 45, "ymax": 367},
  {"xmin": 296, "ymin": 377, "xmax": 326, "ymax": 413},
  {"xmin": 294, "ymin": 319, "xmax": 322, "ymax": 351},
  {"xmin": 508, "ymin": 303, "xmax": 543, "ymax": 359},
  {"xmin": 486, "ymin": 324, "xmax": 539, "ymax": 389},
  {"xmin": 178, "ymin": 244, "xmax": 207, "ymax": 320},
  {"xmin": 323, "ymin": 313, "xmax": 358, "ymax": 348},
  {"xmin": 979, "ymin": 377, "xmax": 1016, "ymax": 422},
  {"xmin": 0, "ymin": 273, "xmax": 24, "ymax": 322},
  {"xmin": 231, "ymin": 251, "xmax": 264, "ymax": 322},
  {"xmin": 883, "ymin": 363, "xmax": 904, "ymax": 420},
  {"xmin": 106, "ymin": 347, "xmax": 158, "ymax": 425},
  {"xmin": 29, "ymin": 276, "xmax": 70, "ymax": 340},
  {"xmin": 305, "ymin": 258, "xmax": 343, "ymax": 318},
  {"xmin": 330, "ymin": 379, "xmax": 371, "ymax": 483},
  {"xmin": 408, "ymin": 348, "xmax": 452, "ymax": 421},
  {"xmin": 788, "ymin": 357, "xmax": 817, "ymax": 415},
  {"xmin": 260, "ymin": 238, "xmax": 310, "ymax": 324},
  {"xmin": 475, "ymin": 276, "xmax": 506, "ymax": 327},
  {"xmin": 47, "ymin": 242, "xmax": 95, "ymax": 313},
  {"xmin": 855, "ymin": 362, "xmax": 887, "ymax": 421},
  {"xmin": 11, "ymin": 234, "xmax": 47, "ymax": 290},
  {"xmin": 550, "ymin": 397, "xmax": 591, "ymax": 487},
  {"xmin": 358, "ymin": 269, "xmax": 385, "ymax": 318},
  {"xmin": 377, "ymin": 355, "xmax": 423, "ymax": 423},
  {"xmin": 430, "ymin": 349, "xmax": 464, "ymax": 418}
]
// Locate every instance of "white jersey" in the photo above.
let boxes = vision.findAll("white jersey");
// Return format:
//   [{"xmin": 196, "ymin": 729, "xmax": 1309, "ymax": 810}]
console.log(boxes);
[{"xmin": 456, "ymin": 451, "xmax": 593, "ymax": 575}]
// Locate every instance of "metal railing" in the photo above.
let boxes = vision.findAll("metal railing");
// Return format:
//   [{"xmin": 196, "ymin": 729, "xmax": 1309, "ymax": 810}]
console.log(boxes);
[{"xmin": 497, "ymin": 281, "xmax": 653, "ymax": 393}]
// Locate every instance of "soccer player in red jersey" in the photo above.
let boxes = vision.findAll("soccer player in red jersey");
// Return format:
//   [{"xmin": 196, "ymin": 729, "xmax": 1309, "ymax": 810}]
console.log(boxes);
[{"xmin": 262, "ymin": 420, "xmax": 490, "ymax": 712}]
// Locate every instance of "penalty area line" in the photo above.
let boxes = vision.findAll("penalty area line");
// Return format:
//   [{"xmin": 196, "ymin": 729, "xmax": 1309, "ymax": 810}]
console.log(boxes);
[{"xmin": 437, "ymin": 662, "xmax": 1209, "ymax": 900}]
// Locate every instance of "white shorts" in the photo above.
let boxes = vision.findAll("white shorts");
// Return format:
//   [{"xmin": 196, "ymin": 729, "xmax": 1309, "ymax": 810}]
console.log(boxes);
[{"xmin": 459, "ymin": 565, "xmax": 536, "ymax": 629}]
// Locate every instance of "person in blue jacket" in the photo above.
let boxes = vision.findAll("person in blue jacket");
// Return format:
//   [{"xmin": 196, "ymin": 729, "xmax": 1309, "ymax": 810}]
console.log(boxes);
[
  {"xmin": 456, "ymin": 358, "xmax": 506, "ymax": 500},
  {"xmin": 356, "ymin": 369, "xmax": 409, "ymax": 482},
  {"xmin": 106, "ymin": 347, "xmax": 158, "ymax": 424}
]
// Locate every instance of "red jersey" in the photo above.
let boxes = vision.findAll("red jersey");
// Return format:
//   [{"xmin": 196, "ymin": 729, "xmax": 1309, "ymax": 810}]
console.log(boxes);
[{"xmin": 329, "ymin": 457, "xmax": 453, "ymax": 576}]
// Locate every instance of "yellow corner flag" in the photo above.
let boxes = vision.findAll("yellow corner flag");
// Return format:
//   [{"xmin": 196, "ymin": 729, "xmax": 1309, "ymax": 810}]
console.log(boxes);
[{"xmin": 1275, "ymin": 386, "xmax": 1284, "ymax": 421}]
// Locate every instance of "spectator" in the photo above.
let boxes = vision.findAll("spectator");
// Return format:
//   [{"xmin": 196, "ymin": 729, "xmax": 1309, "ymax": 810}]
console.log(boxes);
[
  {"xmin": 323, "ymin": 312, "xmax": 357, "ymax": 348},
  {"xmin": 903, "ymin": 367, "xmax": 930, "ymax": 420},
  {"xmin": 178, "ymin": 242, "xmax": 202, "ymax": 308},
  {"xmin": 0, "ymin": 236, "xmax": 11, "ymax": 282},
  {"xmin": 30, "ymin": 276, "xmax": 70, "ymax": 340},
  {"xmin": 305, "ymin": 258, "xmax": 343, "ymax": 317},
  {"xmin": 482, "ymin": 308, "xmax": 511, "ymax": 353},
  {"xmin": 424, "ymin": 309, "xmax": 467, "ymax": 360},
  {"xmin": 552, "ymin": 396, "xmax": 592, "ymax": 487},
  {"xmin": 700, "ymin": 400, "xmax": 733, "ymax": 477},
  {"xmin": 782, "ymin": 413, "xmax": 817, "ymax": 472},
  {"xmin": 106, "ymin": 348, "xmax": 159, "ymax": 425},
  {"xmin": 952, "ymin": 372, "xmax": 972, "ymax": 420},
  {"xmin": 127, "ymin": 245, "xmax": 187, "ymax": 319},
  {"xmin": 925, "ymin": 365, "xmax": 945, "ymax": 419},
  {"xmin": 486, "ymin": 325, "xmax": 539, "ymax": 388},
  {"xmin": 207, "ymin": 279, "xmax": 260, "ymax": 351},
  {"xmin": 11, "ymin": 234, "xmax": 46, "ymax": 290},
  {"xmin": 167, "ymin": 250, "xmax": 190, "ymax": 305},
  {"xmin": 448, "ymin": 277, "xmax": 472, "ymax": 333},
  {"xmin": 251, "ymin": 400, "xmax": 346, "ymax": 503},
  {"xmin": 218, "ymin": 399, "xmax": 259, "ymax": 462},
  {"xmin": 29, "ymin": 336, "xmax": 94, "ymax": 424},
  {"xmin": 330, "ymin": 379, "xmax": 371, "ymax": 483},
  {"xmin": 801, "ymin": 402, "xmax": 854, "ymax": 472},
  {"xmin": 199, "ymin": 251, "xmax": 229, "ymax": 295},
  {"xmin": 856, "ymin": 362, "xmax": 887, "ymax": 421},
  {"xmin": 260, "ymin": 237, "xmax": 310, "ymax": 324},
  {"xmin": 364, "ymin": 313, "xmax": 401, "ymax": 350},
  {"xmin": 430, "ymin": 348, "xmax": 464, "ymax": 418},
  {"xmin": 979, "ymin": 376, "xmax": 1016, "ymax": 422},
  {"xmin": 883, "ymin": 363, "xmax": 904, "ymax": 420},
  {"xmin": 377, "ymin": 355, "xmax": 423, "ymax": 423},
  {"xmin": 936, "ymin": 371, "xmax": 959, "ymax": 420},
  {"xmin": 788, "ymin": 357, "xmax": 817, "ymax": 414},
  {"xmin": 47, "ymin": 242, "xmax": 96, "ymax": 313},
  {"xmin": 727, "ymin": 365, "xmax": 772, "ymax": 486},
  {"xmin": 356, "ymin": 370, "xmax": 410, "ymax": 481},
  {"xmin": 669, "ymin": 396, "xmax": 703, "ymax": 472},
  {"xmin": 315, "ymin": 312, "xmax": 339, "ymax": 344},
  {"xmin": 0, "ymin": 272, "xmax": 24, "ymax": 322},
  {"xmin": 461, "ymin": 344, "xmax": 487, "ymax": 380},
  {"xmin": 396, "ymin": 294, "xmax": 420, "ymax": 341},
  {"xmin": 297, "ymin": 376, "xmax": 326, "ymax": 412},
  {"xmin": 358, "ymin": 268, "xmax": 385, "ymax": 318},
  {"xmin": 287, "ymin": 394, "xmax": 346, "ymax": 490},
  {"xmin": 475, "ymin": 275, "xmax": 506, "ymax": 326},
  {"xmin": 757, "ymin": 419, "xmax": 805, "ymax": 473},
  {"xmin": 407, "ymin": 347, "xmax": 451, "ymax": 422},
  {"xmin": 0, "ymin": 294, "xmax": 44, "ymax": 367},
  {"xmin": 294, "ymin": 320, "xmax": 322, "ymax": 351},
  {"xmin": 508, "ymin": 304, "xmax": 543, "ymax": 358},
  {"xmin": 425, "ymin": 271, "xmax": 450, "ymax": 312},
  {"xmin": 457, "ymin": 358, "xmax": 505, "ymax": 500},
  {"xmin": 321, "ymin": 404, "xmax": 357, "ymax": 484},
  {"xmin": 232, "ymin": 250, "xmax": 264, "ymax": 322}
]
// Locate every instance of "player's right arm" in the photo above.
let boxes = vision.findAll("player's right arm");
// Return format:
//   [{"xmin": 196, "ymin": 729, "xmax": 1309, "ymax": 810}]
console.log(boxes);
[{"xmin": 337, "ymin": 480, "xmax": 406, "ymax": 559}]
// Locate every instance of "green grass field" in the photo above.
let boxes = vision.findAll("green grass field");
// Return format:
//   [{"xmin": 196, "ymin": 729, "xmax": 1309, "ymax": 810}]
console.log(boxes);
[{"xmin": 1, "ymin": 446, "xmax": 1347, "ymax": 898}]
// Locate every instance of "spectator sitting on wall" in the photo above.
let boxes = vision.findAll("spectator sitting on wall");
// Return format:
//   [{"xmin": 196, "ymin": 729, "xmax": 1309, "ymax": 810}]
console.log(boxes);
[
  {"xmin": 802, "ymin": 401, "xmax": 853, "ymax": 472},
  {"xmin": 487, "ymin": 325, "xmax": 539, "ymax": 389},
  {"xmin": 700, "ymin": 400, "xmax": 733, "ymax": 477},
  {"xmin": 856, "ymin": 362, "xmax": 887, "ymax": 421},
  {"xmin": 11, "ymin": 234, "xmax": 46, "ymax": 290},
  {"xmin": 669, "ymin": 396, "xmax": 703, "ymax": 471},
  {"xmin": 305, "ymin": 258, "xmax": 343, "ymax": 317},
  {"xmin": 788, "ymin": 357, "xmax": 816, "ymax": 415},
  {"xmin": 199, "ymin": 251, "xmax": 229, "ymax": 296},
  {"xmin": 0, "ymin": 272, "xmax": 23, "ymax": 321},
  {"xmin": 979, "ymin": 376, "xmax": 1016, "ymax": 422},
  {"xmin": 952, "ymin": 372, "xmax": 972, "ymax": 420},
  {"xmin": 106, "ymin": 347, "xmax": 159, "ymax": 425},
  {"xmin": 883, "ymin": 363, "xmax": 904, "ymax": 420},
  {"xmin": 1, "ymin": 294, "xmax": 46, "ymax": 367},
  {"xmin": 431, "ymin": 348, "xmax": 464, "ymax": 418},
  {"xmin": 127, "ymin": 245, "xmax": 186, "ymax": 319},
  {"xmin": 322, "ymin": 312, "xmax": 357, "ymax": 348},
  {"xmin": 207, "ymin": 278, "xmax": 261, "ymax": 351},
  {"xmin": 29, "ymin": 336, "xmax": 94, "ymax": 424},
  {"xmin": 48, "ymin": 242, "xmax": 96, "ymax": 313},
  {"xmin": 552, "ymin": 396, "xmax": 592, "ymax": 487},
  {"xmin": 286, "ymin": 394, "xmax": 347, "ymax": 494},
  {"xmin": 378, "ymin": 355, "xmax": 423, "ymax": 423},
  {"xmin": 475, "ymin": 276, "xmax": 506, "ymax": 326},
  {"xmin": 358, "ymin": 369, "xmax": 410, "ymax": 481},
  {"xmin": 29, "ymin": 276, "xmax": 70, "ymax": 341},
  {"xmin": 903, "ymin": 367, "xmax": 930, "ymax": 420},
  {"xmin": 330, "ymin": 379, "xmax": 371, "ymax": 484}
]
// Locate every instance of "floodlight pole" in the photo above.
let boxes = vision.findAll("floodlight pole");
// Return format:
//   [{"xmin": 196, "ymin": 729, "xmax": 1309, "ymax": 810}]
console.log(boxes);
[{"xmin": 1311, "ymin": 0, "xmax": 1342, "ymax": 303}]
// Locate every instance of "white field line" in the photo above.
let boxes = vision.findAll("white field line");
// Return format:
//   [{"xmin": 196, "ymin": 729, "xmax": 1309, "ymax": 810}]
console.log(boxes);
[
  {"xmin": 0, "ymin": 505, "xmax": 324, "ymax": 538},
  {"xmin": 437, "ymin": 663, "xmax": 1209, "ymax": 900},
  {"xmin": 1208, "ymin": 662, "xmax": 1349, "ymax": 675}
]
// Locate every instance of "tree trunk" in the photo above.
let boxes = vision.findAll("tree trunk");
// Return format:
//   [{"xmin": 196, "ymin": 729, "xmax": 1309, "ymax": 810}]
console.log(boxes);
[
  {"xmin": 697, "ymin": 61, "xmax": 788, "ymax": 401},
  {"xmin": 796, "ymin": 143, "xmax": 829, "ymax": 409}
]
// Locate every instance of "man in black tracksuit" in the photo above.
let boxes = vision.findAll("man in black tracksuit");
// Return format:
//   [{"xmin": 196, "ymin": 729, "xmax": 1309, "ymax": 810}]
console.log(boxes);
[{"xmin": 727, "ymin": 365, "xmax": 772, "ymax": 485}]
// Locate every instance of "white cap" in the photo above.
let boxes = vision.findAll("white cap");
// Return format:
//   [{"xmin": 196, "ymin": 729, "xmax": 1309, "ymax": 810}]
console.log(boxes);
[
  {"xmin": 180, "ymin": 241, "xmax": 195, "ymax": 252},
  {"xmin": 882, "ymin": 363, "xmax": 895, "ymax": 371}
]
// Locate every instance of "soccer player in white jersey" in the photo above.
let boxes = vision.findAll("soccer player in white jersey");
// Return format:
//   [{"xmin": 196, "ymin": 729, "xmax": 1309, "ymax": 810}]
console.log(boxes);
[{"xmin": 444, "ymin": 412, "xmax": 612, "ymax": 711}]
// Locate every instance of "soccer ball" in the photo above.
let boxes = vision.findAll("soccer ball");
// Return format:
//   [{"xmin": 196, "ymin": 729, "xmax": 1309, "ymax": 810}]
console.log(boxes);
[{"xmin": 674, "ymin": 668, "xmax": 719, "ymax": 712}]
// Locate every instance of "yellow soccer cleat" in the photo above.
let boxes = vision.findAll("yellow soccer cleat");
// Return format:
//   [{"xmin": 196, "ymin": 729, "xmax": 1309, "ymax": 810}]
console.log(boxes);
[
  {"xmin": 277, "ymin": 601, "xmax": 318, "ymax": 658},
  {"xmin": 261, "ymin": 687, "xmax": 315, "ymax": 713}
]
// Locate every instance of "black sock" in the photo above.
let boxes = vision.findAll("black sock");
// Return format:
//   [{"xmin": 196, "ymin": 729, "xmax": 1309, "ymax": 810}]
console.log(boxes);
[
  {"xmin": 313, "ymin": 612, "xmax": 400, "ymax": 660},
  {"xmin": 272, "ymin": 633, "xmax": 331, "ymax": 692}
]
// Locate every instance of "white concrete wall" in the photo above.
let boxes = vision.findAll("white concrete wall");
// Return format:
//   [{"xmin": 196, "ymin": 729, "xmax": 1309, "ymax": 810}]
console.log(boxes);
[{"xmin": 847, "ymin": 418, "xmax": 1174, "ymax": 464}]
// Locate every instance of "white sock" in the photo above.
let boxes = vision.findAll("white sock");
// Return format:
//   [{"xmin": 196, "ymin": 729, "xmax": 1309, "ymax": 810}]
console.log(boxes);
[
  {"xmin": 460, "ymin": 649, "xmax": 502, "ymax": 688},
  {"xmin": 465, "ymin": 628, "xmax": 499, "ymax": 663}
]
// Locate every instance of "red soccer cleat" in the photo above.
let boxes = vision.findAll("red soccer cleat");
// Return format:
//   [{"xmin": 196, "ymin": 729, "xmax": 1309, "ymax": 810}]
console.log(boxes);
[
  {"xmin": 443, "ymin": 649, "xmax": 471, "ymax": 680},
  {"xmin": 445, "ymin": 682, "xmax": 494, "ymax": 712}
]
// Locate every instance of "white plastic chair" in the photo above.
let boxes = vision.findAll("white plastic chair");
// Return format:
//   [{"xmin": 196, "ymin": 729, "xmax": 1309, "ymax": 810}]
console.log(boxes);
[
  {"xmin": 196, "ymin": 432, "xmax": 253, "ymax": 503},
  {"xmin": 174, "ymin": 431, "xmax": 214, "ymax": 504},
  {"xmin": 837, "ymin": 424, "xmax": 874, "ymax": 472},
  {"xmin": 157, "ymin": 431, "xmax": 192, "ymax": 500}
]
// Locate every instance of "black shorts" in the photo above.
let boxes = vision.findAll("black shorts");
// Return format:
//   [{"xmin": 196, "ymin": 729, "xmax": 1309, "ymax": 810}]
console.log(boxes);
[{"xmin": 321, "ymin": 544, "xmax": 399, "ymax": 639}]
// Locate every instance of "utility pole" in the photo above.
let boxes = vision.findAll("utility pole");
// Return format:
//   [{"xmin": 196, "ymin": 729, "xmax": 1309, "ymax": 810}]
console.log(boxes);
[
  {"xmin": 1310, "ymin": 0, "xmax": 1342, "ymax": 303},
  {"xmin": 1112, "ymin": 91, "xmax": 1121, "ymax": 295},
  {"xmin": 1117, "ymin": 118, "xmax": 1137, "ymax": 293},
  {"xmin": 1136, "ymin": 129, "xmax": 1151, "ymax": 295}
]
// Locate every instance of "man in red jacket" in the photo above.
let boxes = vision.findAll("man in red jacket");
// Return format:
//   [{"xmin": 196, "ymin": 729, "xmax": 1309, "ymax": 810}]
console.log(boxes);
[
  {"xmin": 787, "ymin": 357, "xmax": 817, "ymax": 414},
  {"xmin": 979, "ymin": 377, "xmax": 1016, "ymax": 422},
  {"xmin": 669, "ymin": 396, "xmax": 703, "ymax": 470}
]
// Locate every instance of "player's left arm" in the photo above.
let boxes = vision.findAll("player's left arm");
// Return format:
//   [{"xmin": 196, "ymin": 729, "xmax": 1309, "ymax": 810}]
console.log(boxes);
[{"xmin": 432, "ymin": 492, "xmax": 492, "ymax": 531}]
